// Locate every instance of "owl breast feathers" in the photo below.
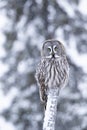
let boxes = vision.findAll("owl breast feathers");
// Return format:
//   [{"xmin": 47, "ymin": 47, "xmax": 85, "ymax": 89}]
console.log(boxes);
[{"xmin": 35, "ymin": 39, "xmax": 69, "ymax": 105}]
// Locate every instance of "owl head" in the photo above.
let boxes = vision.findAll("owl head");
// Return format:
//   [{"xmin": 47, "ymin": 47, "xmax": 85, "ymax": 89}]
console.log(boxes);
[{"xmin": 41, "ymin": 39, "xmax": 66, "ymax": 59}]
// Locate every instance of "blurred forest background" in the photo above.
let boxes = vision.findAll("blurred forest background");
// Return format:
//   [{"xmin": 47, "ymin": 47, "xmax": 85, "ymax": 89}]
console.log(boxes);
[{"xmin": 0, "ymin": 0, "xmax": 87, "ymax": 130}]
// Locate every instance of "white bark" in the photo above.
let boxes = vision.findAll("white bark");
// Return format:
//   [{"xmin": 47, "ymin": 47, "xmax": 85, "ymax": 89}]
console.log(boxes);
[{"xmin": 43, "ymin": 88, "xmax": 59, "ymax": 130}]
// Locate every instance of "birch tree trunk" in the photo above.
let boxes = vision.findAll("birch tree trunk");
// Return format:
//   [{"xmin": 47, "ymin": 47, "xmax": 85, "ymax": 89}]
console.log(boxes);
[{"xmin": 43, "ymin": 88, "xmax": 59, "ymax": 130}]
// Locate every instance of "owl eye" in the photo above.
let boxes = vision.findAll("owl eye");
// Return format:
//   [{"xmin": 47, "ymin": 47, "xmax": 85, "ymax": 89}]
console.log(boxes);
[
  {"xmin": 47, "ymin": 47, "xmax": 51, "ymax": 52},
  {"xmin": 54, "ymin": 46, "xmax": 58, "ymax": 51}
]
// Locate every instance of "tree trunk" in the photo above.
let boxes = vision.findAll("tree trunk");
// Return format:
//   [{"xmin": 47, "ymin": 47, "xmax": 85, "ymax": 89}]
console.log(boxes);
[{"xmin": 43, "ymin": 88, "xmax": 59, "ymax": 130}]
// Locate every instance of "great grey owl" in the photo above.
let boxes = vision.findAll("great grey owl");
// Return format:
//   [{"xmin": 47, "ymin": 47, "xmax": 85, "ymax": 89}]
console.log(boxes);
[{"xmin": 35, "ymin": 39, "xmax": 69, "ymax": 108}]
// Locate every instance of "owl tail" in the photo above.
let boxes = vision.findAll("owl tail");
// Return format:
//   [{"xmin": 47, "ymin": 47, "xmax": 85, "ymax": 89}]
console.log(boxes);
[
  {"xmin": 42, "ymin": 93, "xmax": 47, "ymax": 110},
  {"xmin": 44, "ymin": 99, "xmax": 47, "ymax": 110},
  {"xmin": 40, "ymin": 89, "xmax": 47, "ymax": 110}
]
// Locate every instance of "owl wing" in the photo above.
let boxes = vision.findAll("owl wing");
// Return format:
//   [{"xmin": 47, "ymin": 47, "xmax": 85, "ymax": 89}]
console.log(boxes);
[{"xmin": 35, "ymin": 60, "xmax": 47, "ymax": 104}]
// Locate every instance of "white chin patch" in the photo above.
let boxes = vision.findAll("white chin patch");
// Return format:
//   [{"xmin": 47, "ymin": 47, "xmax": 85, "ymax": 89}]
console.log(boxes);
[
  {"xmin": 45, "ymin": 55, "xmax": 60, "ymax": 59},
  {"xmin": 46, "ymin": 55, "xmax": 52, "ymax": 58},
  {"xmin": 55, "ymin": 55, "xmax": 60, "ymax": 58}
]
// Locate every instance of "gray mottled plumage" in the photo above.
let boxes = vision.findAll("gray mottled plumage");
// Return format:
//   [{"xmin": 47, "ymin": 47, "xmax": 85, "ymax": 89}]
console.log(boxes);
[{"xmin": 35, "ymin": 39, "xmax": 69, "ymax": 108}]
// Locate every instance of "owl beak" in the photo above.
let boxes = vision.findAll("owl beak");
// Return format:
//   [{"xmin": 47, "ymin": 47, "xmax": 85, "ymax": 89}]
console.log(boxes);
[
  {"xmin": 52, "ymin": 53, "xmax": 60, "ymax": 58},
  {"xmin": 52, "ymin": 53, "xmax": 55, "ymax": 58}
]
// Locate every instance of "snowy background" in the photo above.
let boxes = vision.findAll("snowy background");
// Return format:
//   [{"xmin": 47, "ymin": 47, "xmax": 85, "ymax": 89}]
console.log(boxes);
[{"xmin": 0, "ymin": 0, "xmax": 87, "ymax": 130}]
